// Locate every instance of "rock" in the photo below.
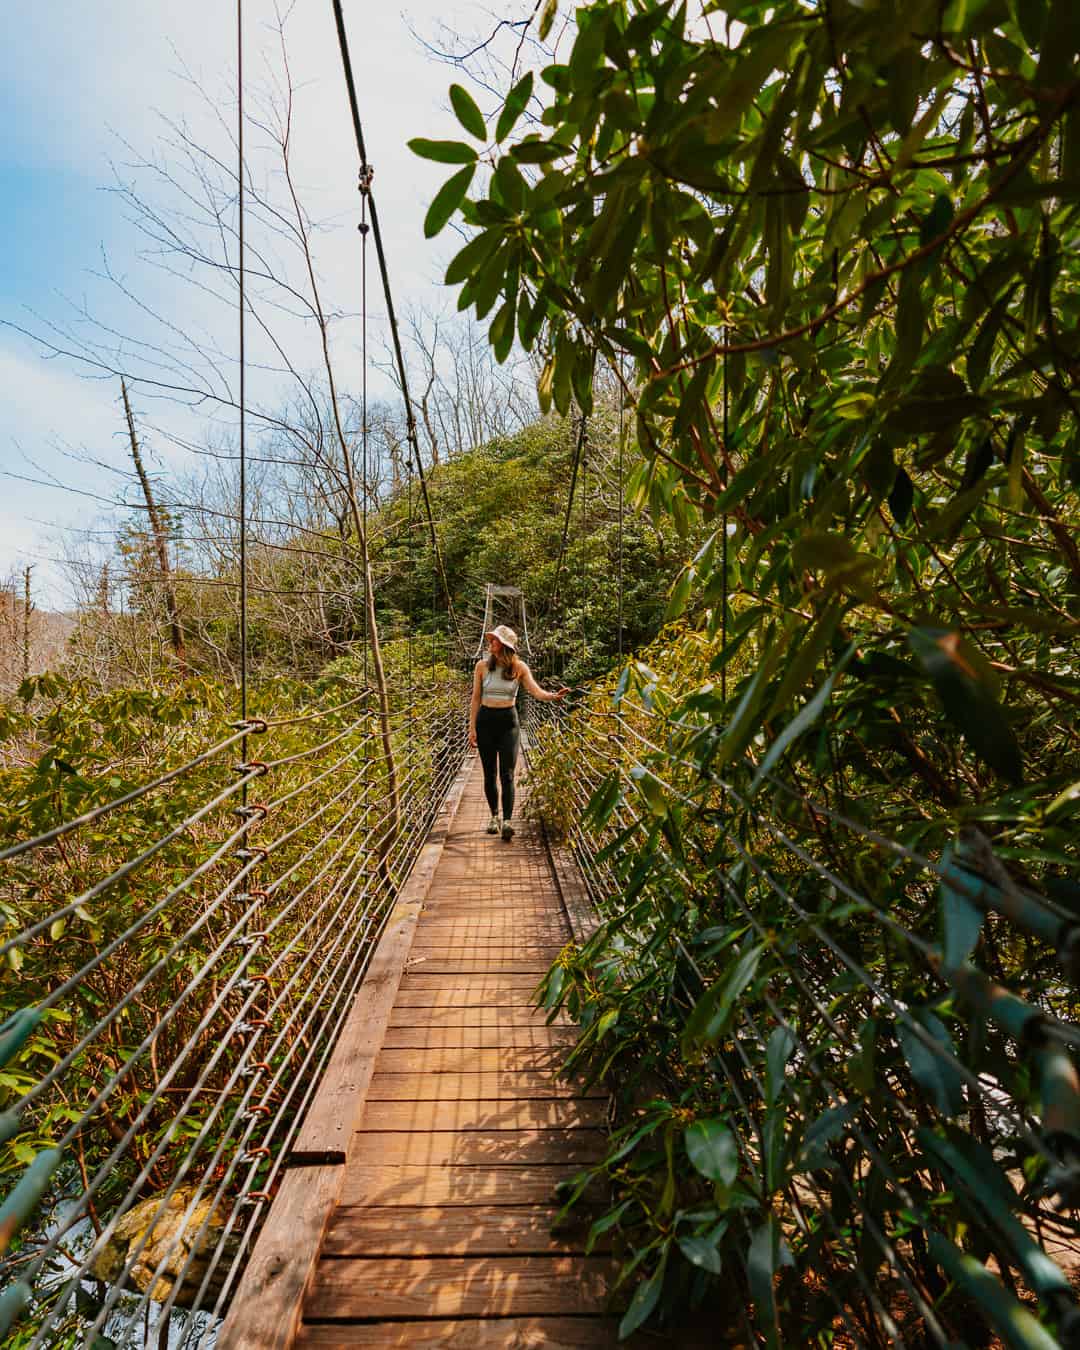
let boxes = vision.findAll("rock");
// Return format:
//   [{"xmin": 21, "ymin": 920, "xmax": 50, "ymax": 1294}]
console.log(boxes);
[{"xmin": 91, "ymin": 1186, "xmax": 238, "ymax": 1308}]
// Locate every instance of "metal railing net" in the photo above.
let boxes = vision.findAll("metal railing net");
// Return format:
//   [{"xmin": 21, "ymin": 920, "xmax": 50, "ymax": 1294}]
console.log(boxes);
[
  {"xmin": 0, "ymin": 679, "xmax": 469, "ymax": 1348},
  {"xmin": 522, "ymin": 689, "xmax": 1080, "ymax": 1349}
]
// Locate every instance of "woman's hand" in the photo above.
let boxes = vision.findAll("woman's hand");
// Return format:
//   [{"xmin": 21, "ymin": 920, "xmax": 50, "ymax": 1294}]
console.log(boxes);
[
  {"xmin": 552, "ymin": 686, "xmax": 570, "ymax": 701},
  {"xmin": 468, "ymin": 726, "xmax": 478, "ymax": 749}
]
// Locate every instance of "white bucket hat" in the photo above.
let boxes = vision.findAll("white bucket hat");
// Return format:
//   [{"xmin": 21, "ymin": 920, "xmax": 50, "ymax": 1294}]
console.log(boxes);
[{"xmin": 485, "ymin": 624, "xmax": 519, "ymax": 650}]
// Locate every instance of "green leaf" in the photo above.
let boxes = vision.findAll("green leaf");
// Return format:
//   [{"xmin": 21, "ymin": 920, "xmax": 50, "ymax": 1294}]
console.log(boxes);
[
  {"xmin": 424, "ymin": 165, "xmax": 476, "ymax": 239},
  {"xmin": 450, "ymin": 84, "xmax": 487, "ymax": 140},
  {"xmin": 408, "ymin": 137, "xmax": 478, "ymax": 164},
  {"xmin": 683, "ymin": 943, "xmax": 766, "ymax": 1048},
  {"xmin": 489, "ymin": 297, "xmax": 517, "ymax": 364},
  {"xmin": 444, "ymin": 230, "xmax": 500, "ymax": 286},
  {"xmin": 928, "ymin": 1232, "xmax": 1061, "ymax": 1350},
  {"xmin": 496, "ymin": 72, "xmax": 533, "ymax": 142},
  {"xmin": 511, "ymin": 138, "xmax": 569, "ymax": 164},
  {"xmin": 685, "ymin": 1118, "xmax": 739, "ymax": 1186},
  {"xmin": 909, "ymin": 627, "xmax": 1024, "ymax": 784},
  {"xmin": 751, "ymin": 645, "xmax": 855, "ymax": 792},
  {"xmin": 678, "ymin": 1234, "xmax": 724, "ymax": 1274},
  {"xmin": 897, "ymin": 1012, "xmax": 966, "ymax": 1117},
  {"xmin": 747, "ymin": 1218, "xmax": 793, "ymax": 1350},
  {"xmin": 765, "ymin": 1026, "xmax": 796, "ymax": 1106},
  {"xmin": 618, "ymin": 1252, "xmax": 666, "ymax": 1338},
  {"xmin": 538, "ymin": 0, "xmax": 559, "ymax": 41},
  {"xmin": 888, "ymin": 467, "xmax": 914, "ymax": 524},
  {"xmin": 939, "ymin": 845, "xmax": 985, "ymax": 974}
]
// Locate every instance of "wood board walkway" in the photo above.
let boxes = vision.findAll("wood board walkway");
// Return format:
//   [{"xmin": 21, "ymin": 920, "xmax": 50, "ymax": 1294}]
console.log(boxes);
[{"xmin": 221, "ymin": 755, "xmax": 641, "ymax": 1349}]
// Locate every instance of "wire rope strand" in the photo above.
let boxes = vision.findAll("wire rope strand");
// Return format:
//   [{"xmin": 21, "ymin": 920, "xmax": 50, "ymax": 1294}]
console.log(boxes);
[
  {"xmin": 721, "ymin": 323, "xmax": 729, "ymax": 705},
  {"xmin": 580, "ymin": 407, "xmax": 587, "ymax": 669},
  {"xmin": 360, "ymin": 177, "xmax": 370, "ymax": 687},
  {"xmin": 237, "ymin": 0, "xmax": 249, "ymax": 804},
  {"xmin": 617, "ymin": 355, "xmax": 625, "ymax": 662},
  {"xmin": 0, "ymin": 724, "xmax": 251, "ymax": 863},
  {"xmin": 330, "ymin": 0, "xmax": 464, "ymax": 656}
]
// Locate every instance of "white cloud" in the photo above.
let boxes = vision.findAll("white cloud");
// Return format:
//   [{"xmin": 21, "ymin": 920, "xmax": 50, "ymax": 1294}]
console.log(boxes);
[{"xmin": 3, "ymin": 1, "xmax": 527, "ymax": 606}]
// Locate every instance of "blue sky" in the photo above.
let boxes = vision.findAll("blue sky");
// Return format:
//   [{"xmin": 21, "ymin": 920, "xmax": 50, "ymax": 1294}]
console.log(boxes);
[{"xmin": 1, "ymin": 2, "xmax": 517, "ymax": 606}]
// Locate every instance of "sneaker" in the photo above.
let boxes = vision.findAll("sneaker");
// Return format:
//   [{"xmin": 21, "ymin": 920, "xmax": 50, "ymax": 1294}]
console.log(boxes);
[
  {"xmin": 486, "ymin": 815, "xmax": 500, "ymax": 835},
  {"xmin": 501, "ymin": 820, "xmax": 515, "ymax": 842}
]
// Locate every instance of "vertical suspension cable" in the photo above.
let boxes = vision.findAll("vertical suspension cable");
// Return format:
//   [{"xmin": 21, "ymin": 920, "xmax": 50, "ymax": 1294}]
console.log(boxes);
[
  {"xmin": 580, "ymin": 413, "xmax": 587, "ymax": 668},
  {"xmin": 359, "ymin": 178, "xmax": 371, "ymax": 687},
  {"xmin": 616, "ymin": 356, "xmax": 625, "ymax": 662},
  {"xmin": 237, "ymin": 0, "xmax": 249, "ymax": 795},
  {"xmin": 407, "ymin": 444, "xmax": 413, "ymax": 692},
  {"xmin": 721, "ymin": 326, "xmax": 729, "ymax": 705}
]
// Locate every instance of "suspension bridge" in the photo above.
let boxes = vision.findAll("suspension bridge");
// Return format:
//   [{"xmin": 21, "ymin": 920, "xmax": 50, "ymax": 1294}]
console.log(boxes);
[{"xmin": 2, "ymin": 2, "xmax": 1080, "ymax": 1347}]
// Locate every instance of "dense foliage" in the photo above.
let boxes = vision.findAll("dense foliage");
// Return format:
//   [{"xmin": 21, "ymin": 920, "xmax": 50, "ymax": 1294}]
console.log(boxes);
[
  {"xmin": 422, "ymin": 1, "xmax": 1080, "ymax": 1343},
  {"xmin": 372, "ymin": 411, "xmax": 690, "ymax": 682},
  {"xmin": 0, "ymin": 657, "xmax": 464, "ymax": 1345}
]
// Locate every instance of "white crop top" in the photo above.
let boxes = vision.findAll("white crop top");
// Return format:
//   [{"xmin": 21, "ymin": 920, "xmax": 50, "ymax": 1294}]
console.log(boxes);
[{"xmin": 481, "ymin": 664, "xmax": 520, "ymax": 699}]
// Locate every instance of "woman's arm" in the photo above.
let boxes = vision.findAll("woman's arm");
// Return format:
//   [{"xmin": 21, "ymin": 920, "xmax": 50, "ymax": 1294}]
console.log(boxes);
[
  {"xmin": 517, "ymin": 662, "xmax": 568, "ymax": 703},
  {"xmin": 469, "ymin": 662, "xmax": 483, "ymax": 747}
]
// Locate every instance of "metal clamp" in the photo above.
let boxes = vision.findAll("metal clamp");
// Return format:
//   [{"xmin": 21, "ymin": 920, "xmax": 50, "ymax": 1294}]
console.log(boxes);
[
  {"xmin": 231, "ymin": 931, "xmax": 270, "ymax": 952},
  {"xmin": 239, "ymin": 1190, "xmax": 272, "ymax": 1206},
  {"xmin": 234, "ymin": 760, "xmax": 269, "ymax": 778},
  {"xmin": 233, "ymin": 802, "xmax": 270, "ymax": 821},
  {"xmin": 235, "ymin": 846, "xmax": 269, "ymax": 864}
]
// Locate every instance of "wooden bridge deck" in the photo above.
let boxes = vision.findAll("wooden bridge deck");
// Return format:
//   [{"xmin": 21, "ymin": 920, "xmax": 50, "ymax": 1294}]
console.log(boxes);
[{"xmin": 222, "ymin": 756, "xmax": 635, "ymax": 1349}]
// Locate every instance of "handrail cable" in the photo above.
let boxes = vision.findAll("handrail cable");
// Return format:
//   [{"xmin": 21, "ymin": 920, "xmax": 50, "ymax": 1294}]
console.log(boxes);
[
  {"xmin": 550, "ymin": 409, "xmax": 587, "ymax": 620},
  {"xmin": 330, "ymin": 0, "xmax": 465, "ymax": 656},
  {"xmin": 13, "ymin": 697, "xmax": 468, "ymax": 1347},
  {"xmin": 520, "ymin": 692, "xmax": 1080, "ymax": 1342},
  {"xmin": 0, "ymin": 722, "xmax": 253, "ymax": 864}
]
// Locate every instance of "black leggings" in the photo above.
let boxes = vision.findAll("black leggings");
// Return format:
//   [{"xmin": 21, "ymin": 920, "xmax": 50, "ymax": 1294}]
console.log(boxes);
[{"xmin": 476, "ymin": 705, "xmax": 520, "ymax": 820}]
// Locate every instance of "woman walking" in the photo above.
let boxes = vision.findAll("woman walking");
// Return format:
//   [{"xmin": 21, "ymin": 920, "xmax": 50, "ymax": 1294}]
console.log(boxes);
[{"xmin": 469, "ymin": 624, "xmax": 567, "ymax": 841}]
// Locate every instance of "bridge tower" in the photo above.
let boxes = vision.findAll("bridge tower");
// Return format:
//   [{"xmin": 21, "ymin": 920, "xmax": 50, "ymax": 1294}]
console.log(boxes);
[{"xmin": 473, "ymin": 582, "xmax": 532, "ymax": 659}]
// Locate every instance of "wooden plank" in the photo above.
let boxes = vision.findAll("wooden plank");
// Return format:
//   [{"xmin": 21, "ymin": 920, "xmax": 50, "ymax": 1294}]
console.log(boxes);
[
  {"xmin": 415, "ymin": 916, "xmax": 567, "ymax": 930},
  {"xmin": 375, "ymin": 1047, "xmax": 570, "ymax": 1075},
  {"xmin": 380, "ymin": 1025, "xmax": 575, "ymax": 1051},
  {"xmin": 365, "ymin": 1072, "xmax": 604, "ymax": 1101},
  {"xmin": 419, "ymin": 903, "xmax": 560, "ymax": 916},
  {"xmin": 398, "ymin": 973, "xmax": 542, "ymax": 991},
  {"xmin": 322, "ymin": 1204, "xmax": 602, "ymax": 1256},
  {"xmin": 350, "ymin": 1128, "xmax": 605, "ymax": 1167},
  {"xmin": 392, "ymin": 987, "xmax": 543, "ymax": 1009},
  {"xmin": 339, "ymin": 1164, "xmax": 597, "ymax": 1207},
  {"xmin": 409, "ymin": 942, "xmax": 565, "ymax": 955},
  {"xmin": 288, "ymin": 758, "xmax": 472, "ymax": 1165},
  {"xmin": 539, "ymin": 819, "xmax": 599, "ymax": 947},
  {"xmin": 305, "ymin": 1255, "xmax": 612, "ymax": 1319},
  {"xmin": 216, "ymin": 1164, "xmax": 339, "ymax": 1350},
  {"xmin": 358, "ymin": 1098, "xmax": 606, "ymax": 1132},
  {"xmin": 387, "ymin": 1006, "xmax": 568, "ymax": 1029},
  {"xmin": 402, "ymin": 960, "xmax": 556, "ymax": 975},
  {"xmin": 294, "ymin": 1319, "xmax": 714, "ymax": 1348}
]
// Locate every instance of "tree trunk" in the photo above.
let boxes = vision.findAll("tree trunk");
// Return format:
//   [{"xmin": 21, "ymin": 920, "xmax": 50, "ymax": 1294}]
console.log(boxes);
[
  {"xmin": 22, "ymin": 566, "xmax": 32, "ymax": 681},
  {"xmin": 121, "ymin": 379, "xmax": 188, "ymax": 674}
]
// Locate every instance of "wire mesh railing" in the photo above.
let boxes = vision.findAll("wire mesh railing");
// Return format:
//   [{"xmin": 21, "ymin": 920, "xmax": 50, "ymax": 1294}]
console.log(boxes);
[
  {"xmin": 522, "ymin": 687, "xmax": 1080, "ymax": 1348},
  {"xmin": 0, "ymin": 678, "xmax": 469, "ymax": 1348}
]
